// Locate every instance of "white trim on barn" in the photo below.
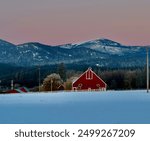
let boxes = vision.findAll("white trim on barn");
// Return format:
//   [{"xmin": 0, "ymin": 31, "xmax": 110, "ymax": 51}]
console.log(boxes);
[{"xmin": 72, "ymin": 68, "xmax": 107, "ymax": 91}]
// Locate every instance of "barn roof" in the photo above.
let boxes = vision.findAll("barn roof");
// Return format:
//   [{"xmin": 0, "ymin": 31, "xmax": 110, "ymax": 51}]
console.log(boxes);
[
  {"xmin": 6, "ymin": 87, "xmax": 29, "ymax": 94},
  {"xmin": 72, "ymin": 68, "xmax": 107, "ymax": 86}
]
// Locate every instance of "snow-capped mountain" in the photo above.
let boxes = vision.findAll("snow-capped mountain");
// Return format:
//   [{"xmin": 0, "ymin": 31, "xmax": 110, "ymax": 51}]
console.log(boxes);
[
  {"xmin": 0, "ymin": 38, "xmax": 148, "ymax": 67},
  {"xmin": 72, "ymin": 38, "xmax": 142, "ymax": 55}
]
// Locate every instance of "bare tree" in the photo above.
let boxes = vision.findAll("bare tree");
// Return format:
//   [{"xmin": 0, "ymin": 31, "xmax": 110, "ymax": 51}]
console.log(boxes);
[{"xmin": 42, "ymin": 73, "xmax": 63, "ymax": 91}]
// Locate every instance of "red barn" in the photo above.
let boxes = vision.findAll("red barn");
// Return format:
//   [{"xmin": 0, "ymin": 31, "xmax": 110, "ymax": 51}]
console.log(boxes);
[
  {"xmin": 6, "ymin": 87, "xmax": 29, "ymax": 94},
  {"xmin": 72, "ymin": 68, "xmax": 107, "ymax": 91}
]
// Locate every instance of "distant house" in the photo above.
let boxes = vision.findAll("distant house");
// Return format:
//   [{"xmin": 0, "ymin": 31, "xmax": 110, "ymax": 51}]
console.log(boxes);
[
  {"xmin": 72, "ymin": 68, "xmax": 107, "ymax": 91},
  {"xmin": 57, "ymin": 84, "xmax": 65, "ymax": 91}
]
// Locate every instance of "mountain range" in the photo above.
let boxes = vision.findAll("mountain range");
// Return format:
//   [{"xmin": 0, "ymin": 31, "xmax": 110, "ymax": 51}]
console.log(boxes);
[{"xmin": 0, "ymin": 38, "xmax": 148, "ymax": 68}]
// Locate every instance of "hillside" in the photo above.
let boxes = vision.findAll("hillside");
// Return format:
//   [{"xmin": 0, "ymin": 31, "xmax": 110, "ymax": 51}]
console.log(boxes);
[{"xmin": 0, "ymin": 38, "xmax": 148, "ymax": 68}]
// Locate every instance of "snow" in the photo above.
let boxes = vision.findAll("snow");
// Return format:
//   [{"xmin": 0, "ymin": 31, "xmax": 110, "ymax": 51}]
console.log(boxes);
[
  {"xmin": 2, "ymin": 51, "xmax": 6, "ymax": 55},
  {"xmin": 72, "ymin": 38, "xmax": 133, "ymax": 55},
  {"xmin": 45, "ymin": 56, "xmax": 49, "ymax": 59},
  {"xmin": 0, "ymin": 90, "xmax": 150, "ymax": 124},
  {"xmin": 32, "ymin": 45, "xmax": 39, "ymax": 49},
  {"xmin": 17, "ymin": 45, "xmax": 24, "ymax": 48},
  {"xmin": 32, "ymin": 53, "xmax": 36, "ymax": 57},
  {"xmin": 96, "ymin": 64, "xmax": 101, "ymax": 67},
  {"xmin": 72, "ymin": 39, "xmax": 93, "ymax": 46},
  {"xmin": 24, "ymin": 44, "xmax": 29, "ymax": 47},
  {"xmin": 72, "ymin": 38, "xmax": 120, "ymax": 46},
  {"xmin": 90, "ymin": 45, "xmax": 128, "ymax": 55},
  {"xmin": 23, "ymin": 50, "xmax": 30, "ymax": 53},
  {"xmin": 60, "ymin": 44, "xmax": 72, "ymax": 49},
  {"xmin": 32, "ymin": 52, "xmax": 38, "ymax": 57}
]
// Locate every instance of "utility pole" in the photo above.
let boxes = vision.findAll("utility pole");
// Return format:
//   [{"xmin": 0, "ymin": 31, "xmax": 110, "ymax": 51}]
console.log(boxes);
[
  {"xmin": 0, "ymin": 80, "xmax": 1, "ymax": 91},
  {"xmin": 146, "ymin": 47, "xmax": 149, "ymax": 93},
  {"xmin": 51, "ymin": 79, "xmax": 53, "ymax": 92},
  {"xmin": 11, "ymin": 80, "xmax": 14, "ymax": 90},
  {"xmin": 38, "ymin": 66, "xmax": 41, "ymax": 92}
]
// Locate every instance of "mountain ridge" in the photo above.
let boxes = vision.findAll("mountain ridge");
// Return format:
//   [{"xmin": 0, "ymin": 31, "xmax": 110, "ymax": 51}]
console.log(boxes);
[{"xmin": 0, "ymin": 38, "xmax": 148, "ymax": 67}]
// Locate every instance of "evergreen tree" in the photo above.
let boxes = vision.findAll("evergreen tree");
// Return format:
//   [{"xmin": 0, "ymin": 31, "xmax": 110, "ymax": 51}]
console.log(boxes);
[{"xmin": 57, "ymin": 63, "xmax": 67, "ymax": 81}]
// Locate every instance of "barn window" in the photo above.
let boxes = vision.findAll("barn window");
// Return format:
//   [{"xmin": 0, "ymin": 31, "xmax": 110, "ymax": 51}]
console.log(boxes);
[
  {"xmin": 96, "ymin": 84, "xmax": 100, "ymax": 88},
  {"xmin": 78, "ymin": 83, "xmax": 82, "ymax": 89},
  {"xmin": 86, "ymin": 70, "xmax": 93, "ymax": 80},
  {"xmin": 78, "ymin": 83, "xmax": 82, "ymax": 87}
]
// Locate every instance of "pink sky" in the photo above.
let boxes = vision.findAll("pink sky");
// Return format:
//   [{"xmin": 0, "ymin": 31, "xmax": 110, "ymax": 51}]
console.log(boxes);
[{"xmin": 0, "ymin": 0, "xmax": 150, "ymax": 46}]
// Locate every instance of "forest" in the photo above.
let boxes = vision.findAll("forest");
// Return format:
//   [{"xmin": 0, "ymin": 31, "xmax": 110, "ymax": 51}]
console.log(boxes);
[{"xmin": 0, "ymin": 63, "xmax": 147, "ymax": 92}]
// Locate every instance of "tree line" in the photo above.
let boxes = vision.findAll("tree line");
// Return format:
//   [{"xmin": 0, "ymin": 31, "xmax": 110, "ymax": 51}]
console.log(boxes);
[{"xmin": 0, "ymin": 63, "xmax": 148, "ymax": 91}]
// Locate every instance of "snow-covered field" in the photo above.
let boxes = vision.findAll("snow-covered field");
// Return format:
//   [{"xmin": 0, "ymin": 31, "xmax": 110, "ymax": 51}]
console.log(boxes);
[{"xmin": 0, "ymin": 90, "xmax": 150, "ymax": 124}]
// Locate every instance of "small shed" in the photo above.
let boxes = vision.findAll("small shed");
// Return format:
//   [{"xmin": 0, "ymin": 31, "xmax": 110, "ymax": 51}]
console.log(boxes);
[{"xmin": 57, "ymin": 84, "xmax": 65, "ymax": 91}]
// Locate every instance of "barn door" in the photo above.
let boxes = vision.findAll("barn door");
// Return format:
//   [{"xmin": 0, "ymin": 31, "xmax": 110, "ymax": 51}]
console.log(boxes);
[{"xmin": 88, "ymin": 88, "xmax": 91, "ymax": 91}]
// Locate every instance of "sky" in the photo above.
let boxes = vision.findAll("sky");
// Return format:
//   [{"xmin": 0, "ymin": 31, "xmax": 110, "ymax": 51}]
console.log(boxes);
[{"xmin": 0, "ymin": 0, "xmax": 150, "ymax": 46}]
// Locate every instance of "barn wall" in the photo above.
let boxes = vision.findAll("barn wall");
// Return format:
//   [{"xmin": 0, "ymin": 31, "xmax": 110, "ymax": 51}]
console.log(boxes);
[{"xmin": 73, "ymin": 69, "xmax": 106, "ymax": 90}]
